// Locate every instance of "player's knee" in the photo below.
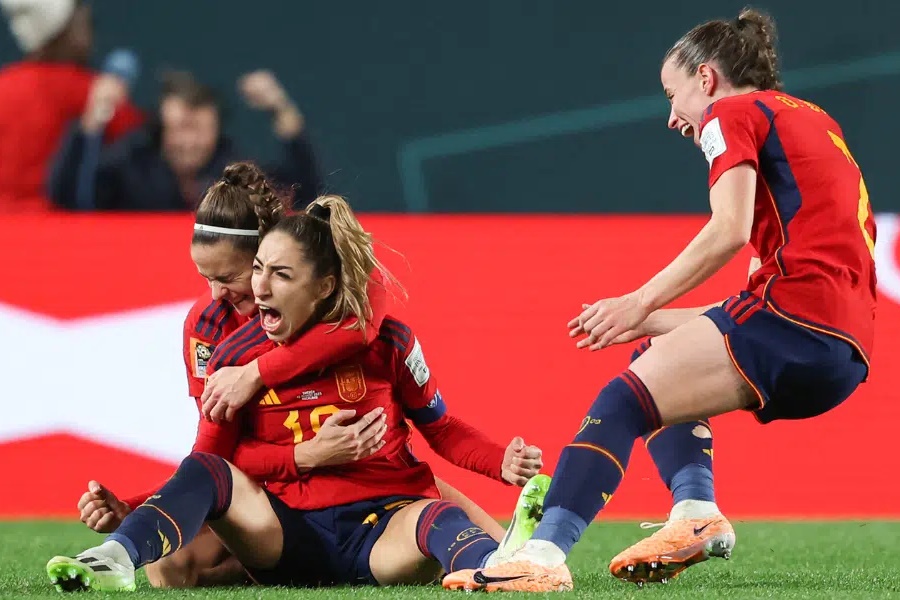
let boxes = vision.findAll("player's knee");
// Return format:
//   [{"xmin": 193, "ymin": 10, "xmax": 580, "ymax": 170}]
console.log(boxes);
[{"xmin": 146, "ymin": 551, "xmax": 199, "ymax": 589}]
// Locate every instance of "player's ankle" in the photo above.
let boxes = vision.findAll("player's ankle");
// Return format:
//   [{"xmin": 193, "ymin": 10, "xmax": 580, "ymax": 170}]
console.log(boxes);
[
  {"xmin": 520, "ymin": 539, "xmax": 567, "ymax": 568},
  {"xmin": 669, "ymin": 499, "xmax": 721, "ymax": 521},
  {"xmin": 95, "ymin": 540, "xmax": 134, "ymax": 569}
]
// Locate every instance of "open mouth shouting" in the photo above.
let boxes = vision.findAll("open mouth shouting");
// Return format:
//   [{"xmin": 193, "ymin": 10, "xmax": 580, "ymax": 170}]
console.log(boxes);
[{"xmin": 258, "ymin": 305, "xmax": 283, "ymax": 334}]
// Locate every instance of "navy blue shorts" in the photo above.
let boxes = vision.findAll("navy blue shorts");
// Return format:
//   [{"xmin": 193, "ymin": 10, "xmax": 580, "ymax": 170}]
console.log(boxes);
[
  {"xmin": 702, "ymin": 292, "xmax": 868, "ymax": 424},
  {"xmin": 245, "ymin": 491, "xmax": 425, "ymax": 587}
]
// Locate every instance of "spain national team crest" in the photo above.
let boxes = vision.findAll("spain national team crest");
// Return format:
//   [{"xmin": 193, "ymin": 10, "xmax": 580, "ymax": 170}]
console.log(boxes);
[{"xmin": 335, "ymin": 364, "xmax": 367, "ymax": 403}]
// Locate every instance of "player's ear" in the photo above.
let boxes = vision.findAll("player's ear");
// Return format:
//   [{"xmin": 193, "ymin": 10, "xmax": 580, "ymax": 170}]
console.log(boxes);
[
  {"xmin": 315, "ymin": 274, "xmax": 336, "ymax": 302},
  {"xmin": 697, "ymin": 63, "xmax": 716, "ymax": 96}
]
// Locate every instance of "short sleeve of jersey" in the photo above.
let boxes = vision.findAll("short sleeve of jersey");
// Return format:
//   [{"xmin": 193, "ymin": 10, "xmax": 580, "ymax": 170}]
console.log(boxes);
[
  {"xmin": 383, "ymin": 320, "xmax": 446, "ymax": 425},
  {"xmin": 700, "ymin": 99, "xmax": 766, "ymax": 188},
  {"xmin": 182, "ymin": 300, "xmax": 220, "ymax": 400}
]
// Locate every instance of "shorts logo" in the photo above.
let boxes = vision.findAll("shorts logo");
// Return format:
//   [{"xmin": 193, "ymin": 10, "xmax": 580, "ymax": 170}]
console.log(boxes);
[
  {"xmin": 335, "ymin": 364, "xmax": 367, "ymax": 403},
  {"xmin": 190, "ymin": 338, "xmax": 214, "ymax": 378}
]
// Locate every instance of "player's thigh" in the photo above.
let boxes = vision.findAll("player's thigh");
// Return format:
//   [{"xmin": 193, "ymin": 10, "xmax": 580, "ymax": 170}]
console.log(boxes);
[
  {"xmin": 206, "ymin": 462, "xmax": 283, "ymax": 571},
  {"xmin": 146, "ymin": 525, "xmax": 235, "ymax": 588},
  {"xmin": 631, "ymin": 315, "xmax": 756, "ymax": 425},
  {"xmin": 368, "ymin": 499, "xmax": 442, "ymax": 586},
  {"xmin": 434, "ymin": 478, "xmax": 504, "ymax": 542}
]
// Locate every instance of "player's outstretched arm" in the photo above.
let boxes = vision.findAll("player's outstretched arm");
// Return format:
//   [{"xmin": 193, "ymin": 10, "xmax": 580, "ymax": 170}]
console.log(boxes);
[
  {"xmin": 200, "ymin": 271, "xmax": 389, "ymax": 423},
  {"xmin": 388, "ymin": 322, "xmax": 541, "ymax": 485},
  {"xmin": 571, "ymin": 164, "xmax": 756, "ymax": 351}
]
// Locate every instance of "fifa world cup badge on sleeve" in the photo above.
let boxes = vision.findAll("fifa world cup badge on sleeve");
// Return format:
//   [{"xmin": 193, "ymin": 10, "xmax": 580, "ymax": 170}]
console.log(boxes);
[
  {"xmin": 701, "ymin": 117, "xmax": 727, "ymax": 166},
  {"xmin": 335, "ymin": 364, "xmax": 367, "ymax": 402},
  {"xmin": 190, "ymin": 338, "xmax": 214, "ymax": 378},
  {"xmin": 405, "ymin": 338, "xmax": 431, "ymax": 387}
]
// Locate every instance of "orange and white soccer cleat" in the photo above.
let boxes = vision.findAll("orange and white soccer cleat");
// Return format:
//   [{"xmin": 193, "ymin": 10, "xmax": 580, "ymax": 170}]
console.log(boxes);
[
  {"xmin": 608, "ymin": 514, "xmax": 735, "ymax": 585},
  {"xmin": 442, "ymin": 560, "xmax": 573, "ymax": 592}
]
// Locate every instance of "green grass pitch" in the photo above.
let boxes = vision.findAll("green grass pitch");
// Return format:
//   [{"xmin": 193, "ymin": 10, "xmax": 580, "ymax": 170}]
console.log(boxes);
[{"xmin": 2, "ymin": 520, "xmax": 899, "ymax": 599}]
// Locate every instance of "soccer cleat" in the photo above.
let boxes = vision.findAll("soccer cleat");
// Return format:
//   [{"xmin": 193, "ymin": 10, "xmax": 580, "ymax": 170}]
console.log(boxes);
[
  {"xmin": 442, "ymin": 560, "xmax": 573, "ymax": 592},
  {"xmin": 490, "ymin": 474, "xmax": 552, "ymax": 565},
  {"xmin": 47, "ymin": 548, "xmax": 136, "ymax": 592},
  {"xmin": 608, "ymin": 515, "xmax": 735, "ymax": 584}
]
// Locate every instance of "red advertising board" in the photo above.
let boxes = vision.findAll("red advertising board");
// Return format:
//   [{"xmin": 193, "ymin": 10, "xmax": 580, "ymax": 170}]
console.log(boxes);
[{"xmin": 0, "ymin": 213, "xmax": 897, "ymax": 520}]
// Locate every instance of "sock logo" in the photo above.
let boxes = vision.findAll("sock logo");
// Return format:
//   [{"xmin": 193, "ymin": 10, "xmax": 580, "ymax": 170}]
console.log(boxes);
[
  {"xmin": 457, "ymin": 526, "xmax": 485, "ymax": 541},
  {"xmin": 157, "ymin": 531, "xmax": 171, "ymax": 556},
  {"xmin": 601, "ymin": 492, "xmax": 613, "ymax": 504},
  {"xmin": 576, "ymin": 416, "xmax": 602, "ymax": 435}
]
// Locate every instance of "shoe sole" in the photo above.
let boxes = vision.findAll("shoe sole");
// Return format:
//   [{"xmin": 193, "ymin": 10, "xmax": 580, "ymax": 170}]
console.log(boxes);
[
  {"xmin": 46, "ymin": 556, "xmax": 136, "ymax": 593},
  {"xmin": 610, "ymin": 532, "xmax": 735, "ymax": 586},
  {"xmin": 47, "ymin": 557, "xmax": 95, "ymax": 593},
  {"xmin": 443, "ymin": 574, "xmax": 574, "ymax": 592}
]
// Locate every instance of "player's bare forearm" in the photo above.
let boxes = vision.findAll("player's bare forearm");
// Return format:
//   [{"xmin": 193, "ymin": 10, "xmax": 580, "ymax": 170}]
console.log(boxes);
[
  {"xmin": 643, "ymin": 303, "xmax": 724, "ymax": 336},
  {"xmin": 638, "ymin": 165, "xmax": 755, "ymax": 311}
]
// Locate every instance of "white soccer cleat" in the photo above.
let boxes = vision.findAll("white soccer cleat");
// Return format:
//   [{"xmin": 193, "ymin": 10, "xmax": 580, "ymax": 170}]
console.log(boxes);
[{"xmin": 47, "ymin": 543, "xmax": 136, "ymax": 592}]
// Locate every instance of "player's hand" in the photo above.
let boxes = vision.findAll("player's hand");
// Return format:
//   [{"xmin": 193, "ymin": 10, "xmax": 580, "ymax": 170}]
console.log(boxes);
[
  {"xmin": 573, "ymin": 303, "xmax": 648, "ymax": 347},
  {"xmin": 294, "ymin": 408, "xmax": 388, "ymax": 470},
  {"xmin": 201, "ymin": 361, "xmax": 263, "ymax": 423},
  {"xmin": 77, "ymin": 480, "xmax": 131, "ymax": 533},
  {"xmin": 501, "ymin": 437, "xmax": 543, "ymax": 486},
  {"xmin": 568, "ymin": 293, "xmax": 651, "ymax": 351}
]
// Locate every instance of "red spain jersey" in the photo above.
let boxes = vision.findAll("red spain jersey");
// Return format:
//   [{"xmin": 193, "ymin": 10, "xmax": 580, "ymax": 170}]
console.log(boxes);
[
  {"xmin": 123, "ymin": 280, "xmax": 391, "ymax": 510},
  {"xmin": 203, "ymin": 315, "xmax": 505, "ymax": 511},
  {"xmin": 699, "ymin": 90, "xmax": 877, "ymax": 364},
  {"xmin": 182, "ymin": 295, "xmax": 249, "ymax": 400}
]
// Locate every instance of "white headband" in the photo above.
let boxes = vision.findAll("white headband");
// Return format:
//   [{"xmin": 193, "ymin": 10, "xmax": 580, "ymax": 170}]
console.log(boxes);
[{"xmin": 193, "ymin": 223, "xmax": 259, "ymax": 236}]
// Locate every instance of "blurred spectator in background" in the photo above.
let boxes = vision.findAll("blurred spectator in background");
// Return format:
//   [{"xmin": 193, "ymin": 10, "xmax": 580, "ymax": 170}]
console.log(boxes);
[
  {"xmin": 49, "ymin": 69, "xmax": 323, "ymax": 211},
  {"xmin": 0, "ymin": 0, "xmax": 143, "ymax": 212}
]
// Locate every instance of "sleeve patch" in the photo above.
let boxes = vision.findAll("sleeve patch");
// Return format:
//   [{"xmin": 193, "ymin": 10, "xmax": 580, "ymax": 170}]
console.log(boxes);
[
  {"xmin": 190, "ymin": 338, "xmax": 215, "ymax": 378},
  {"xmin": 404, "ymin": 337, "xmax": 430, "ymax": 387},
  {"xmin": 700, "ymin": 117, "xmax": 727, "ymax": 166}
]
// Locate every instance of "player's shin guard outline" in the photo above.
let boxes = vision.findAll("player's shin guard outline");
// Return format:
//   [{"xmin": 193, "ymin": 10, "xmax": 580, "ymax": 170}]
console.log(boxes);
[
  {"xmin": 416, "ymin": 501, "xmax": 498, "ymax": 572},
  {"xmin": 534, "ymin": 370, "xmax": 661, "ymax": 555}
]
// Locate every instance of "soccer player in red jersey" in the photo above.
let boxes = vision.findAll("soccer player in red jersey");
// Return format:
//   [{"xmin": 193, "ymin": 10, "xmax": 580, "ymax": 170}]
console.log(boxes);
[
  {"xmin": 445, "ymin": 8, "xmax": 876, "ymax": 592},
  {"xmin": 73, "ymin": 164, "xmax": 521, "ymax": 588},
  {"xmin": 48, "ymin": 196, "xmax": 544, "ymax": 592}
]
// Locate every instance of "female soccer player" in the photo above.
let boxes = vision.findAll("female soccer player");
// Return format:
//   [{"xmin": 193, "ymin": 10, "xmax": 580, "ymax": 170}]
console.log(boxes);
[
  {"xmin": 73, "ymin": 163, "xmax": 532, "ymax": 589},
  {"xmin": 445, "ymin": 8, "xmax": 876, "ymax": 592},
  {"xmin": 50, "ymin": 195, "xmax": 545, "ymax": 592}
]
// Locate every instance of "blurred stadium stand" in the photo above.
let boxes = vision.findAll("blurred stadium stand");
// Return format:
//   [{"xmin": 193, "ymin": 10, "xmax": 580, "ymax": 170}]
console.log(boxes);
[{"xmin": 2, "ymin": 0, "xmax": 896, "ymax": 213}]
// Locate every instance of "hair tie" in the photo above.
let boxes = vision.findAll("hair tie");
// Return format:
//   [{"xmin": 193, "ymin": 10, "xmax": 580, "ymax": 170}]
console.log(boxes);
[{"xmin": 308, "ymin": 204, "xmax": 331, "ymax": 221}]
